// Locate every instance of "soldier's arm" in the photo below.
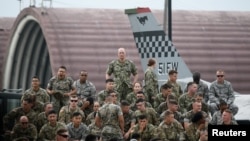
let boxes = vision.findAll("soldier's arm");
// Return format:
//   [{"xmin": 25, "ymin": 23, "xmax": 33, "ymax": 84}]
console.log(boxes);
[
  {"xmin": 105, "ymin": 62, "xmax": 114, "ymax": 79},
  {"xmin": 58, "ymin": 108, "xmax": 66, "ymax": 124},
  {"xmin": 95, "ymin": 112, "xmax": 102, "ymax": 128},
  {"xmin": 227, "ymin": 83, "xmax": 235, "ymax": 105},
  {"xmin": 118, "ymin": 114, "xmax": 125, "ymax": 135},
  {"xmin": 30, "ymin": 124, "xmax": 38, "ymax": 140},
  {"xmin": 208, "ymin": 84, "xmax": 219, "ymax": 105},
  {"xmin": 133, "ymin": 74, "xmax": 138, "ymax": 85}
]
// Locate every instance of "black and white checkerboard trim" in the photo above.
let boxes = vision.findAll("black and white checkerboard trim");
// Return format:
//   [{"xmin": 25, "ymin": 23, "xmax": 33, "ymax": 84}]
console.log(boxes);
[{"xmin": 134, "ymin": 35, "xmax": 180, "ymax": 59}]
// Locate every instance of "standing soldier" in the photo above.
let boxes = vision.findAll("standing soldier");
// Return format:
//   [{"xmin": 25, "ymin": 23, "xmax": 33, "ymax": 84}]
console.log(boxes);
[
  {"xmin": 73, "ymin": 70, "xmax": 96, "ymax": 100},
  {"xmin": 95, "ymin": 93, "xmax": 125, "ymax": 141},
  {"xmin": 11, "ymin": 116, "xmax": 37, "ymax": 141},
  {"xmin": 21, "ymin": 75, "xmax": 50, "ymax": 104},
  {"xmin": 106, "ymin": 47, "xmax": 138, "ymax": 101},
  {"xmin": 166, "ymin": 70, "xmax": 183, "ymax": 101},
  {"xmin": 46, "ymin": 65, "xmax": 76, "ymax": 113},
  {"xmin": 144, "ymin": 58, "xmax": 159, "ymax": 105}
]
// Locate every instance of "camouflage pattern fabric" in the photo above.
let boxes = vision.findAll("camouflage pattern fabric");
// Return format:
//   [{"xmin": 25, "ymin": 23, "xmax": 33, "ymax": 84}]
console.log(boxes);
[
  {"xmin": 106, "ymin": 59, "xmax": 137, "ymax": 100},
  {"xmin": 21, "ymin": 88, "xmax": 50, "ymax": 104},
  {"xmin": 144, "ymin": 67, "xmax": 159, "ymax": 104},
  {"xmin": 131, "ymin": 123, "xmax": 156, "ymax": 141},
  {"xmin": 38, "ymin": 122, "xmax": 66, "ymax": 140},
  {"xmin": 12, "ymin": 123, "xmax": 37, "ymax": 141},
  {"xmin": 58, "ymin": 105, "xmax": 85, "ymax": 124}
]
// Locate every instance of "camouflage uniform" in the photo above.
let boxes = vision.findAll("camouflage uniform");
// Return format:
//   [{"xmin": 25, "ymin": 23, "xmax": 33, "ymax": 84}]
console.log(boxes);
[
  {"xmin": 183, "ymin": 110, "xmax": 209, "ymax": 125},
  {"xmin": 32, "ymin": 101, "xmax": 44, "ymax": 114},
  {"xmin": 210, "ymin": 111, "xmax": 237, "ymax": 125},
  {"xmin": 131, "ymin": 123, "xmax": 156, "ymax": 141},
  {"xmin": 58, "ymin": 105, "xmax": 85, "ymax": 124},
  {"xmin": 67, "ymin": 122, "xmax": 89, "ymax": 140},
  {"xmin": 144, "ymin": 67, "xmax": 159, "ymax": 104},
  {"xmin": 3, "ymin": 107, "xmax": 37, "ymax": 131},
  {"xmin": 11, "ymin": 123, "xmax": 37, "ymax": 141},
  {"xmin": 184, "ymin": 81, "xmax": 209, "ymax": 103},
  {"xmin": 178, "ymin": 93, "xmax": 196, "ymax": 114},
  {"xmin": 35, "ymin": 112, "xmax": 48, "ymax": 132},
  {"xmin": 166, "ymin": 80, "xmax": 183, "ymax": 101},
  {"xmin": 130, "ymin": 102, "xmax": 152, "ymax": 112},
  {"xmin": 155, "ymin": 120, "xmax": 185, "ymax": 141},
  {"xmin": 157, "ymin": 102, "xmax": 168, "ymax": 115},
  {"xmin": 124, "ymin": 110, "xmax": 134, "ymax": 133},
  {"xmin": 73, "ymin": 79, "xmax": 96, "ymax": 100},
  {"xmin": 185, "ymin": 123, "xmax": 202, "ymax": 141},
  {"xmin": 160, "ymin": 110, "xmax": 184, "ymax": 124},
  {"xmin": 97, "ymin": 103, "xmax": 124, "ymax": 141},
  {"xmin": 209, "ymin": 80, "xmax": 238, "ymax": 115},
  {"xmin": 21, "ymin": 87, "xmax": 50, "ymax": 104},
  {"xmin": 38, "ymin": 122, "xmax": 66, "ymax": 140},
  {"xmin": 126, "ymin": 92, "xmax": 137, "ymax": 107},
  {"xmin": 187, "ymin": 101, "xmax": 210, "ymax": 114},
  {"xmin": 88, "ymin": 122, "xmax": 102, "ymax": 137},
  {"xmin": 106, "ymin": 59, "xmax": 137, "ymax": 100},
  {"xmin": 154, "ymin": 93, "xmax": 167, "ymax": 109},
  {"xmin": 132, "ymin": 108, "xmax": 159, "ymax": 126},
  {"xmin": 47, "ymin": 76, "xmax": 75, "ymax": 113},
  {"xmin": 86, "ymin": 111, "xmax": 97, "ymax": 126}
]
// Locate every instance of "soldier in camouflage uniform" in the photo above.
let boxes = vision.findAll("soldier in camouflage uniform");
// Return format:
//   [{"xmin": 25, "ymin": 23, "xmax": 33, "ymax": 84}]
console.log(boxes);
[
  {"xmin": 126, "ymin": 82, "xmax": 145, "ymax": 107},
  {"xmin": 183, "ymin": 101, "xmax": 209, "ymax": 130},
  {"xmin": 106, "ymin": 48, "xmax": 138, "ymax": 101},
  {"xmin": 39, "ymin": 110, "xmax": 66, "ymax": 140},
  {"xmin": 29, "ymin": 94, "xmax": 45, "ymax": 114},
  {"xmin": 209, "ymin": 69, "xmax": 238, "ymax": 115},
  {"xmin": 186, "ymin": 111, "xmax": 207, "ymax": 141},
  {"xmin": 130, "ymin": 91, "xmax": 152, "ymax": 111},
  {"xmin": 120, "ymin": 100, "xmax": 135, "ymax": 140},
  {"xmin": 187, "ymin": 93, "xmax": 209, "ymax": 114},
  {"xmin": 154, "ymin": 83, "xmax": 175, "ymax": 109},
  {"xmin": 155, "ymin": 111, "xmax": 185, "ymax": 141},
  {"xmin": 47, "ymin": 65, "xmax": 76, "ymax": 114},
  {"xmin": 160, "ymin": 100, "xmax": 184, "ymax": 124},
  {"xmin": 86, "ymin": 101, "xmax": 100, "ymax": 125},
  {"xmin": 11, "ymin": 116, "xmax": 37, "ymax": 141},
  {"xmin": 219, "ymin": 109, "xmax": 238, "ymax": 125},
  {"xmin": 3, "ymin": 98, "xmax": 37, "ymax": 135},
  {"xmin": 184, "ymin": 72, "xmax": 209, "ymax": 103},
  {"xmin": 58, "ymin": 96, "xmax": 85, "ymax": 124},
  {"xmin": 73, "ymin": 70, "xmax": 97, "ymax": 100},
  {"xmin": 165, "ymin": 70, "xmax": 183, "ymax": 101},
  {"xmin": 21, "ymin": 76, "xmax": 50, "ymax": 104},
  {"xmin": 35, "ymin": 102, "xmax": 53, "ymax": 132},
  {"xmin": 95, "ymin": 93, "xmax": 125, "ymax": 141},
  {"xmin": 98, "ymin": 78, "xmax": 118, "ymax": 106},
  {"xmin": 178, "ymin": 82, "xmax": 197, "ymax": 114},
  {"xmin": 130, "ymin": 114, "xmax": 157, "ymax": 141},
  {"xmin": 67, "ymin": 112, "xmax": 89, "ymax": 140},
  {"xmin": 144, "ymin": 58, "xmax": 159, "ymax": 105},
  {"xmin": 132, "ymin": 98, "xmax": 159, "ymax": 126}
]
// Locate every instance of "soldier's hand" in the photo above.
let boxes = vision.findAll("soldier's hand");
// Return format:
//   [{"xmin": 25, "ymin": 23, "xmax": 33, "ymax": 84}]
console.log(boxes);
[
  {"xmin": 198, "ymin": 123, "xmax": 206, "ymax": 130},
  {"xmin": 124, "ymin": 132, "xmax": 130, "ymax": 139},
  {"xmin": 63, "ymin": 93, "xmax": 70, "ymax": 97}
]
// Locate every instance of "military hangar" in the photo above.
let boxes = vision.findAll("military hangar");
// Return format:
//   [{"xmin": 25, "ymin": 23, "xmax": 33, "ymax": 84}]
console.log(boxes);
[{"xmin": 0, "ymin": 7, "xmax": 250, "ymax": 94}]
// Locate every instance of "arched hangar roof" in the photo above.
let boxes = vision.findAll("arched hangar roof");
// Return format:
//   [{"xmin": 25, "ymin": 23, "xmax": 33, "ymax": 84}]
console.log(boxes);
[
  {"xmin": 1, "ymin": 7, "xmax": 143, "ymax": 92},
  {"xmin": 1, "ymin": 7, "xmax": 250, "ymax": 94}
]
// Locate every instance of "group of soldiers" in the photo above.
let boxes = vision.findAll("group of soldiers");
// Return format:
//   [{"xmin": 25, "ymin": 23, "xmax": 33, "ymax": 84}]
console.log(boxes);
[{"xmin": 2, "ymin": 47, "xmax": 239, "ymax": 141}]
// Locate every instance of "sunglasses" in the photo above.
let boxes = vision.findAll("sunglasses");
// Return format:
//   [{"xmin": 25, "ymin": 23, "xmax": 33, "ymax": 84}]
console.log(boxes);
[
  {"xmin": 21, "ymin": 122, "xmax": 28, "ymax": 124},
  {"xmin": 111, "ymin": 95, "xmax": 117, "ymax": 97},
  {"xmin": 81, "ymin": 74, "xmax": 87, "ymax": 76},
  {"xmin": 70, "ymin": 100, "xmax": 78, "ymax": 102},
  {"xmin": 217, "ymin": 75, "xmax": 224, "ymax": 77},
  {"xmin": 59, "ymin": 134, "xmax": 69, "ymax": 138}
]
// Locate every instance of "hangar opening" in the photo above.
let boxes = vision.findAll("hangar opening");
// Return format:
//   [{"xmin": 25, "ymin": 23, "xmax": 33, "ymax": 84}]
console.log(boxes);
[{"xmin": 3, "ymin": 15, "xmax": 52, "ymax": 91}]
